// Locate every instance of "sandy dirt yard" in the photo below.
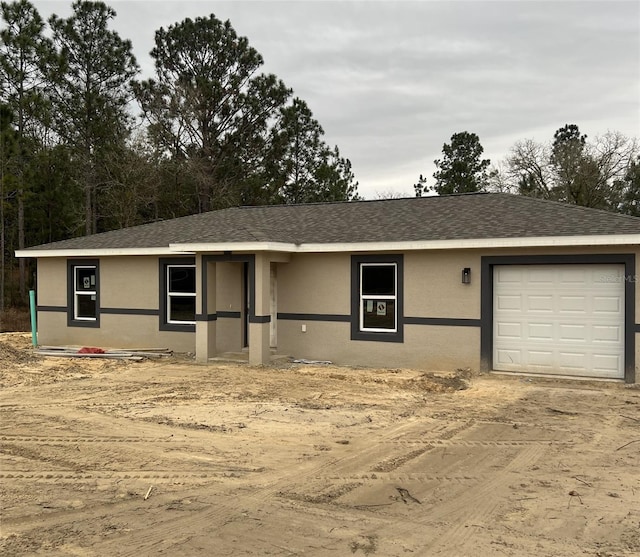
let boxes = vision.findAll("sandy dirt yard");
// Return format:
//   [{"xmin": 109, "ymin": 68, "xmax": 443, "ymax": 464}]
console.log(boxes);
[{"xmin": 1, "ymin": 333, "xmax": 639, "ymax": 557}]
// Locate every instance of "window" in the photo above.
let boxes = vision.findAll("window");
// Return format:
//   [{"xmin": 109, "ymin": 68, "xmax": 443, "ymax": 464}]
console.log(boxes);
[
  {"xmin": 67, "ymin": 260, "xmax": 99, "ymax": 327},
  {"xmin": 167, "ymin": 265, "xmax": 196, "ymax": 324},
  {"xmin": 351, "ymin": 255, "xmax": 403, "ymax": 342},
  {"xmin": 160, "ymin": 258, "xmax": 196, "ymax": 331},
  {"xmin": 360, "ymin": 264, "xmax": 397, "ymax": 332}
]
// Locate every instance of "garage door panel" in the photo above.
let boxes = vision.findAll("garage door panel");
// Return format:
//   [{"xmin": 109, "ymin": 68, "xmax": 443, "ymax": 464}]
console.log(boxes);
[
  {"xmin": 527, "ymin": 322, "xmax": 553, "ymax": 340},
  {"xmin": 592, "ymin": 325, "xmax": 622, "ymax": 343},
  {"xmin": 560, "ymin": 268, "xmax": 588, "ymax": 284},
  {"xmin": 559, "ymin": 296, "xmax": 587, "ymax": 313},
  {"xmin": 496, "ymin": 321, "xmax": 522, "ymax": 339},
  {"xmin": 527, "ymin": 295, "xmax": 553, "ymax": 312},
  {"xmin": 495, "ymin": 267, "xmax": 522, "ymax": 283},
  {"xmin": 493, "ymin": 264, "xmax": 624, "ymax": 380},
  {"xmin": 593, "ymin": 296, "xmax": 622, "ymax": 314},
  {"xmin": 557, "ymin": 351, "xmax": 588, "ymax": 369},
  {"xmin": 558, "ymin": 323, "xmax": 587, "ymax": 341},
  {"xmin": 496, "ymin": 294, "xmax": 521, "ymax": 311},
  {"xmin": 527, "ymin": 350, "xmax": 554, "ymax": 367},
  {"xmin": 592, "ymin": 354, "xmax": 623, "ymax": 377},
  {"xmin": 495, "ymin": 349, "xmax": 521, "ymax": 366},
  {"xmin": 528, "ymin": 268, "xmax": 555, "ymax": 283}
]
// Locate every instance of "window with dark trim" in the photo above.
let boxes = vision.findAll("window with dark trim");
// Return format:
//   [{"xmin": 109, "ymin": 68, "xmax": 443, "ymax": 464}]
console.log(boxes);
[
  {"xmin": 160, "ymin": 258, "xmax": 196, "ymax": 332},
  {"xmin": 67, "ymin": 259, "xmax": 100, "ymax": 328},
  {"xmin": 351, "ymin": 254, "xmax": 403, "ymax": 342}
]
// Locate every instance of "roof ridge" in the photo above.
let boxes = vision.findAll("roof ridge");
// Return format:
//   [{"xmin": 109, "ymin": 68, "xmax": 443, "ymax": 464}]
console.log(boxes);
[
  {"xmin": 507, "ymin": 193, "xmax": 640, "ymax": 222},
  {"xmin": 234, "ymin": 191, "xmax": 492, "ymax": 211}
]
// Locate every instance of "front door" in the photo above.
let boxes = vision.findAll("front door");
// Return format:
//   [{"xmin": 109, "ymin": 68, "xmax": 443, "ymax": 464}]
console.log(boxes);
[{"xmin": 243, "ymin": 262, "xmax": 249, "ymax": 348}]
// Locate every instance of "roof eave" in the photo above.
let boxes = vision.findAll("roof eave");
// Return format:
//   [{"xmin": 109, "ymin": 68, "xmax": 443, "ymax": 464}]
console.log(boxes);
[
  {"xmin": 15, "ymin": 247, "xmax": 196, "ymax": 258},
  {"xmin": 16, "ymin": 233, "xmax": 640, "ymax": 259},
  {"xmin": 171, "ymin": 234, "xmax": 640, "ymax": 253}
]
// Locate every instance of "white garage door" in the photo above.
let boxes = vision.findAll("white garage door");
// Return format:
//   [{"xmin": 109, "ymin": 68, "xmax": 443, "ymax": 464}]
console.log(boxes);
[{"xmin": 493, "ymin": 264, "xmax": 625, "ymax": 379}]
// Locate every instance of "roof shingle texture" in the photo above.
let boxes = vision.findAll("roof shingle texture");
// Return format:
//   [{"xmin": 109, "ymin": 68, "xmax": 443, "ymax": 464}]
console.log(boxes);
[{"xmin": 24, "ymin": 193, "xmax": 640, "ymax": 251}]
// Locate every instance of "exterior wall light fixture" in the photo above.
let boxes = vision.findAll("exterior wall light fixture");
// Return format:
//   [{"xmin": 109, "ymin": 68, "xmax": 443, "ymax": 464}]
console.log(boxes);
[{"xmin": 462, "ymin": 267, "xmax": 471, "ymax": 284}]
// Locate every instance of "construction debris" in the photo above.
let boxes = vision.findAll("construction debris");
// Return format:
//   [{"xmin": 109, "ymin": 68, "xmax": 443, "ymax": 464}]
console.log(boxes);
[{"xmin": 34, "ymin": 346, "xmax": 172, "ymax": 360}]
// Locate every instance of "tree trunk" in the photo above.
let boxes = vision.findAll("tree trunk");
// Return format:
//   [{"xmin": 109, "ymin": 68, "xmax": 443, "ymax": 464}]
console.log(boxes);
[
  {"xmin": 0, "ymin": 174, "xmax": 5, "ymax": 314},
  {"xmin": 18, "ymin": 194, "xmax": 26, "ymax": 300}
]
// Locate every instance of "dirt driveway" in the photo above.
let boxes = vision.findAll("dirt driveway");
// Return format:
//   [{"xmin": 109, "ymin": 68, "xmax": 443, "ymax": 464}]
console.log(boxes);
[{"xmin": 1, "ymin": 333, "xmax": 639, "ymax": 556}]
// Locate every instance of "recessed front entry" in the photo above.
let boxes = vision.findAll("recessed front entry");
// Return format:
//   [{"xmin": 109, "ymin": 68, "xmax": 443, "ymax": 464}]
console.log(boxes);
[{"xmin": 493, "ymin": 264, "xmax": 625, "ymax": 380}]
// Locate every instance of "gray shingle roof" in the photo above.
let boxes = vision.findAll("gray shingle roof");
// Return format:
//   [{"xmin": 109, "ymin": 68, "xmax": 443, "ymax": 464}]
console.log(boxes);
[{"xmin": 22, "ymin": 193, "xmax": 640, "ymax": 252}]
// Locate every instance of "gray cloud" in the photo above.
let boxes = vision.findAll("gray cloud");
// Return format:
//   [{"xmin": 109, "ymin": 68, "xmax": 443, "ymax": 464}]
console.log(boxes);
[{"xmin": 30, "ymin": 0, "xmax": 640, "ymax": 198}]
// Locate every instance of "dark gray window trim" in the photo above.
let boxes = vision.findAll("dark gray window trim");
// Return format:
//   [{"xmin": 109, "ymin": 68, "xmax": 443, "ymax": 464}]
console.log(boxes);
[
  {"xmin": 351, "ymin": 254, "xmax": 404, "ymax": 343},
  {"xmin": 480, "ymin": 254, "xmax": 636, "ymax": 383},
  {"xmin": 159, "ymin": 257, "xmax": 196, "ymax": 333},
  {"xmin": 67, "ymin": 259, "xmax": 100, "ymax": 328}
]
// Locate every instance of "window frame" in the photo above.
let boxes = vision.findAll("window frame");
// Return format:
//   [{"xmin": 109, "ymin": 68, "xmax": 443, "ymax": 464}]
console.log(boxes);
[
  {"xmin": 359, "ymin": 262, "xmax": 398, "ymax": 333},
  {"xmin": 351, "ymin": 254, "xmax": 403, "ymax": 343},
  {"xmin": 67, "ymin": 259, "xmax": 100, "ymax": 328},
  {"xmin": 159, "ymin": 258, "xmax": 196, "ymax": 332}
]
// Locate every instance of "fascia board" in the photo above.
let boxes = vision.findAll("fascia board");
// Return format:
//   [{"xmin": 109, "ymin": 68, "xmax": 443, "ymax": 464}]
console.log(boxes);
[
  {"xmin": 17, "ymin": 234, "xmax": 640, "ymax": 258},
  {"xmin": 15, "ymin": 247, "xmax": 195, "ymax": 258},
  {"xmin": 169, "ymin": 242, "xmax": 298, "ymax": 253},
  {"xmin": 171, "ymin": 234, "xmax": 640, "ymax": 254}
]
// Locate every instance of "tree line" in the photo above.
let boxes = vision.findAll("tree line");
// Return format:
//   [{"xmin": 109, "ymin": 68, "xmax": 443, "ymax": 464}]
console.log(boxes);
[
  {"xmin": 414, "ymin": 126, "xmax": 639, "ymax": 213},
  {"xmin": 0, "ymin": 0, "xmax": 359, "ymax": 309}
]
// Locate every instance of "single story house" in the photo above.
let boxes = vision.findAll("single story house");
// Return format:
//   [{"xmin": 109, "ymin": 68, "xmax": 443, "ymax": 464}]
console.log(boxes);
[{"xmin": 16, "ymin": 192, "xmax": 640, "ymax": 383}]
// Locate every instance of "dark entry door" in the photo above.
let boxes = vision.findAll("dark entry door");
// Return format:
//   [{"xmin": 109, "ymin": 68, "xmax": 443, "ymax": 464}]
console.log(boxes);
[{"xmin": 243, "ymin": 262, "xmax": 249, "ymax": 347}]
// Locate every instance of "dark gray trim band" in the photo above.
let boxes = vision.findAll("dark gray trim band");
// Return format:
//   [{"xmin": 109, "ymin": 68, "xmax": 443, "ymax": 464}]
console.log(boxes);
[
  {"xmin": 101, "ymin": 308, "xmax": 159, "ymax": 316},
  {"xmin": 481, "ymin": 254, "xmax": 636, "ymax": 383},
  {"xmin": 218, "ymin": 311, "xmax": 241, "ymax": 319},
  {"xmin": 37, "ymin": 305, "xmax": 66, "ymax": 313},
  {"xmin": 405, "ymin": 317, "xmax": 481, "ymax": 327},
  {"xmin": 278, "ymin": 313, "xmax": 350, "ymax": 322},
  {"xmin": 195, "ymin": 313, "xmax": 217, "ymax": 322},
  {"xmin": 249, "ymin": 315, "xmax": 271, "ymax": 323}
]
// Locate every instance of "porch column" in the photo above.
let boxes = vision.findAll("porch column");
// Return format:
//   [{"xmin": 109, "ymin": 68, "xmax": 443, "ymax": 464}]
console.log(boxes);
[
  {"xmin": 249, "ymin": 252, "xmax": 271, "ymax": 365},
  {"xmin": 195, "ymin": 256, "xmax": 216, "ymax": 363}
]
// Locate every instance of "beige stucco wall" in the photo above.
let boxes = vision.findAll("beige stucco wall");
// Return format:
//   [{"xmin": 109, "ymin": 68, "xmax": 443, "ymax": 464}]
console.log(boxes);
[
  {"xmin": 276, "ymin": 245, "xmax": 640, "ymax": 376},
  {"xmin": 277, "ymin": 320, "xmax": 480, "ymax": 370},
  {"xmin": 36, "ymin": 311, "xmax": 196, "ymax": 352},
  {"xmin": 277, "ymin": 253, "xmax": 350, "ymax": 314},
  {"xmin": 36, "ymin": 258, "xmax": 67, "ymax": 307},
  {"xmin": 35, "ymin": 256, "xmax": 251, "ymax": 354},
  {"xmin": 34, "ymin": 244, "xmax": 640, "ymax": 379},
  {"xmin": 100, "ymin": 256, "xmax": 160, "ymax": 309},
  {"xmin": 36, "ymin": 256, "xmax": 198, "ymax": 352},
  {"xmin": 275, "ymin": 251, "xmax": 481, "ymax": 369},
  {"xmin": 404, "ymin": 250, "xmax": 480, "ymax": 319}
]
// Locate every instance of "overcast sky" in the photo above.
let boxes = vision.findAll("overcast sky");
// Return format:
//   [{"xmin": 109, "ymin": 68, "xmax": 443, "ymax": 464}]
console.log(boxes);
[{"xmin": 30, "ymin": 0, "xmax": 640, "ymax": 199}]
